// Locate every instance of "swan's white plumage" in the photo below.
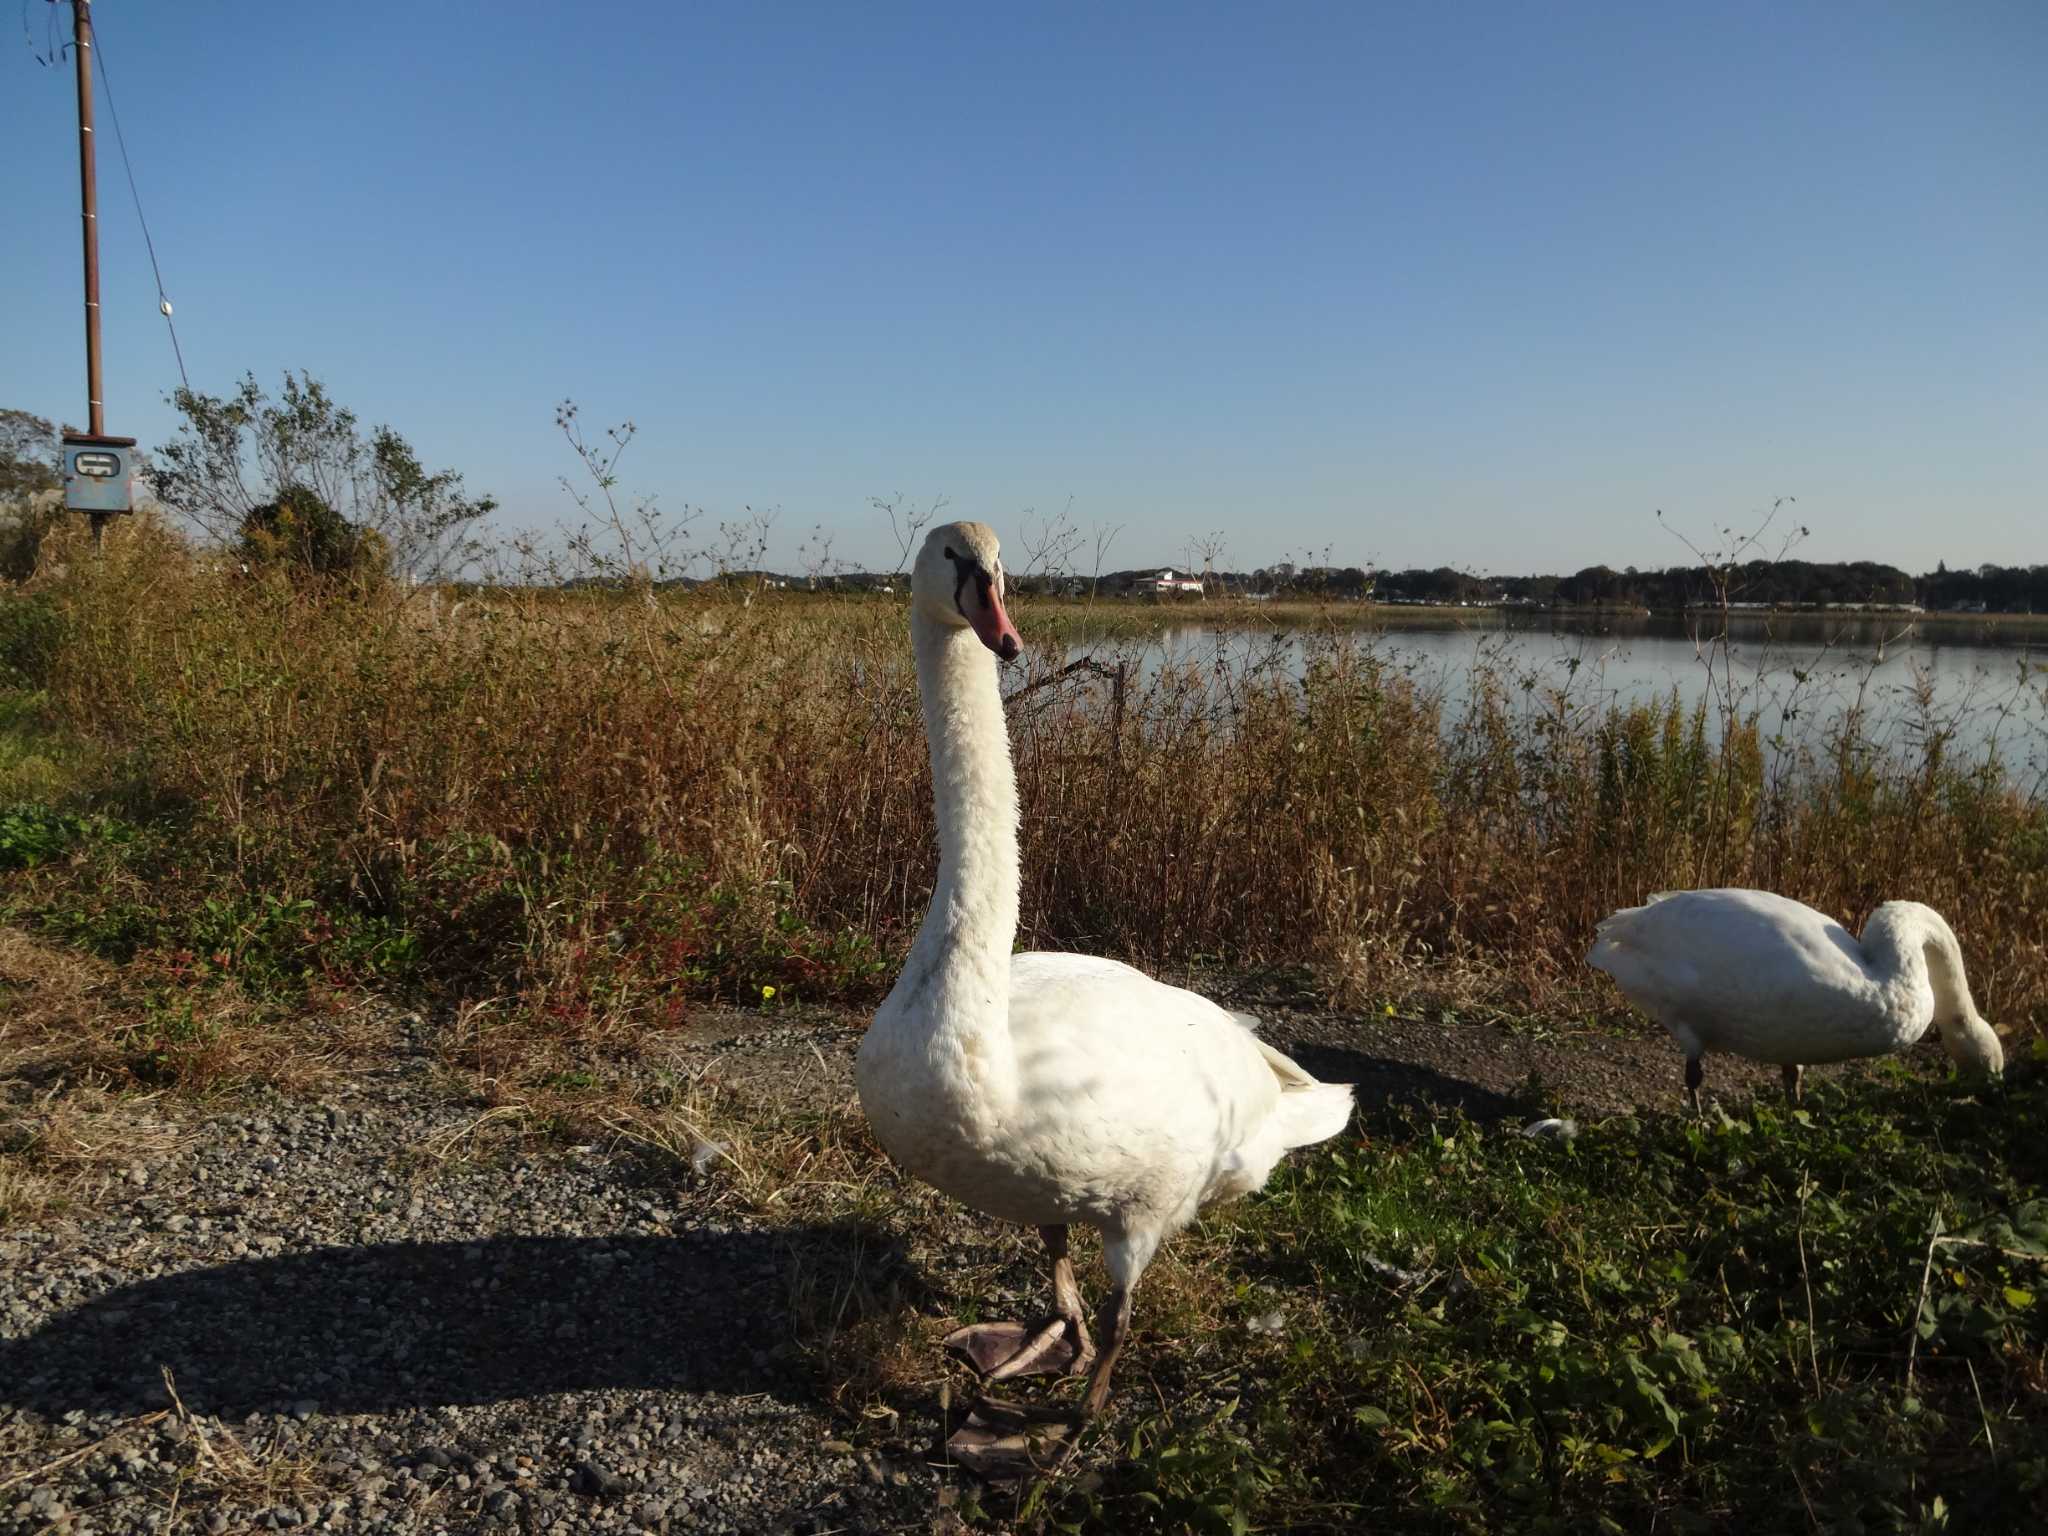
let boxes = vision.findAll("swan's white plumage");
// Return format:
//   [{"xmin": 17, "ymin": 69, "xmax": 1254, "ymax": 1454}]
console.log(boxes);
[
  {"xmin": 1586, "ymin": 887, "xmax": 2002, "ymax": 1075},
  {"xmin": 862, "ymin": 950, "xmax": 1351, "ymax": 1236},
  {"xmin": 856, "ymin": 520, "xmax": 1351, "ymax": 1330}
]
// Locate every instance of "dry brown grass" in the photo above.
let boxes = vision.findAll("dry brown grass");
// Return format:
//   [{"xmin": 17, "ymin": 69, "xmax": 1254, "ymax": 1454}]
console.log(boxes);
[
  {"xmin": 0, "ymin": 925, "xmax": 371, "ymax": 1097},
  {"xmin": 153, "ymin": 1368, "xmax": 322, "ymax": 1516},
  {"xmin": 0, "ymin": 924, "xmax": 404, "ymax": 1227},
  {"xmin": 0, "ymin": 929, "xmax": 177, "ymax": 1225},
  {"xmin": 11, "ymin": 514, "xmax": 2048, "ymax": 1045}
]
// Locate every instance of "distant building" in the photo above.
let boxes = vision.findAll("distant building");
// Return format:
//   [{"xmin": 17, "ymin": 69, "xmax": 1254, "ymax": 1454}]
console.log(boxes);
[{"xmin": 1141, "ymin": 568, "xmax": 1205, "ymax": 596}]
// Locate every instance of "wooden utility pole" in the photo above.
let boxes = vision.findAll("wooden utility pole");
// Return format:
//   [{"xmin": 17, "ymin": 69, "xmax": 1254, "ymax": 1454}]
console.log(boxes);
[
  {"xmin": 62, "ymin": 0, "xmax": 134, "ymax": 548},
  {"xmin": 72, "ymin": 0, "xmax": 104, "ymax": 440}
]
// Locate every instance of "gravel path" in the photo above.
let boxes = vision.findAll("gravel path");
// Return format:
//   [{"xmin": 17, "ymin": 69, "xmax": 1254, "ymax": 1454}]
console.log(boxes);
[
  {"xmin": 1, "ymin": 1019, "xmax": 954, "ymax": 1536},
  {"xmin": 1, "ymin": 983, "xmax": 1932, "ymax": 1534}
]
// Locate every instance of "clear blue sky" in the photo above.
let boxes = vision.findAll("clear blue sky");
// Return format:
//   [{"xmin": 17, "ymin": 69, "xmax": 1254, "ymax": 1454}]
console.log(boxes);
[{"xmin": 4, "ymin": 2, "xmax": 2042, "ymax": 574}]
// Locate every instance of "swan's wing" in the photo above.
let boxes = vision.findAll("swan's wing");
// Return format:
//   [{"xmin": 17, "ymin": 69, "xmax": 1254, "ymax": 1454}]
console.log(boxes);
[
  {"xmin": 1007, "ymin": 952, "xmax": 1351, "ymax": 1208},
  {"xmin": 1587, "ymin": 889, "xmax": 1888, "ymax": 1060}
]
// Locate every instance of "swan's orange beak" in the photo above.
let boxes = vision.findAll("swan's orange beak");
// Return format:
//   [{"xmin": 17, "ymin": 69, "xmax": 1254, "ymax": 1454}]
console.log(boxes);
[{"xmin": 968, "ymin": 572, "xmax": 1022, "ymax": 662}]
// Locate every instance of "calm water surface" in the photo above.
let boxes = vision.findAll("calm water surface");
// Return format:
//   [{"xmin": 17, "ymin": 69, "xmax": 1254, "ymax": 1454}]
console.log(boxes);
[{"xmin": 1052, "ymin": 613, "xmax": 2048, "ymax": 791}]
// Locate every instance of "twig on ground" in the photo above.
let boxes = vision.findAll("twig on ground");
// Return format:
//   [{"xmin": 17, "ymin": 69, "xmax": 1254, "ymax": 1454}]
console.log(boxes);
[
  {"xmin": 1796, "ymin": 1171, "xmax": 1822, "ymax": 1396},
  {"xmin": 1966, "ymin": 1358, "xmax": 1997, "ymax": 1467},
  {"xmin": 1904, "ymin": 1212, "xmax": 1945, "ymax": 1398}
]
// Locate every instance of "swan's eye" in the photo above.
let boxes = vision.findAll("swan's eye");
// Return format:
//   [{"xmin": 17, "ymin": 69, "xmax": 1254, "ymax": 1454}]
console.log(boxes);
[{"xmin": 944, "ymin": 546, "xmax": 958, "ymax": 560}]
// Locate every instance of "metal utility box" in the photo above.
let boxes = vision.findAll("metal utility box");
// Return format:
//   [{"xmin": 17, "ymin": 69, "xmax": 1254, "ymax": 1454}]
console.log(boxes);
[{"xmin": 61, "ymin": 431, "xmax": 138, "ymax": 515}]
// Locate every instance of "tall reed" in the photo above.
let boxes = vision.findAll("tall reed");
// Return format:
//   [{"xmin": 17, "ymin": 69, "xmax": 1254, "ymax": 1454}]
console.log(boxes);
[{"xmin": 13, "ymin": 515, "xmax": 2047, "ymax": 1037}]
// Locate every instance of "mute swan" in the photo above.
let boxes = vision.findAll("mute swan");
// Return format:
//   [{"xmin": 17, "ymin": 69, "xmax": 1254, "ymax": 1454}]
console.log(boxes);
[
  {"xmin": 856, "ymin": 522, "xmax": 1353, "ymax": 1473},
  {"xmin": 1587, "ymin": 888, "xmax": 2003, "ymax": 1112}
]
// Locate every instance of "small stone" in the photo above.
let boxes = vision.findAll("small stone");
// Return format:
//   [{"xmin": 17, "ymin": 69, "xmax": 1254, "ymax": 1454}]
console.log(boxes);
[{"xmin": 575, "ymin": 1462, "xmax": 628, "ymax": 1497}]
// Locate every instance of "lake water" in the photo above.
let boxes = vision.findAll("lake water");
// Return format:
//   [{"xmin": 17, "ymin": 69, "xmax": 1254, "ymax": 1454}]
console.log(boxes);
[{"xmin": 1053, "ymin": 613, "xmax": 2048, "ymax": 792}]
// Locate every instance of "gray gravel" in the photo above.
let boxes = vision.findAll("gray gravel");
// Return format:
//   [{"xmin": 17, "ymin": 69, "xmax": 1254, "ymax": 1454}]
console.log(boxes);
[{"xmin": 0, "ymin": 1017, "xmax": 963, "ymax": 1535}]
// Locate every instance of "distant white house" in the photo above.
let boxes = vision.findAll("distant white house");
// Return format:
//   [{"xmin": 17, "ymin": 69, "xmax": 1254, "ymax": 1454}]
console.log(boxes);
[{"xmin": 1141, "ymin": 568, "xmax": 1205, "ymax": 596}]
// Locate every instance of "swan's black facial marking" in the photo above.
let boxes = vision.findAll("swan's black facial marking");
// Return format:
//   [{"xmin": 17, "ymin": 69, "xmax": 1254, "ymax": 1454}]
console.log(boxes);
[{"xmin": 943, "ymin": 546, "xmax": 993, "ymax": 622}]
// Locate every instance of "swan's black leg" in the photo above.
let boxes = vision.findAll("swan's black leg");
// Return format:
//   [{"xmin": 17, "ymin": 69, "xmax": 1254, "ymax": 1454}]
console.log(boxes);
[
  {"xmin": 1685, "ymin": 1055, "xmax": 1704, "ymax": 1117},
  {"xmin": 1782, "ymin": 1064, "xmax": 1803, "ymax": 1105},
  {"xmin": 1077, "ymin": 1283, "xmax": 1133, "ymax": 1418}
]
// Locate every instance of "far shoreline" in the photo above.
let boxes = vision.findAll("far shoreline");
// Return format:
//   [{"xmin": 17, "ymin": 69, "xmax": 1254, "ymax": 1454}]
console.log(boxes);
[{"xmin": 1007, "ymin": 595, "xmax": 2048, "ymax": 636}]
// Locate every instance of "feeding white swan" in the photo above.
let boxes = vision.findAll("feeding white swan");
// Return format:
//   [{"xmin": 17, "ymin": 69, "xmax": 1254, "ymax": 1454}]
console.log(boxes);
[
  {"xmin": 1587, "ymin": 887, "xmax": 2003, "ymax": 1112},
  {"xmin": 856, "ymin": 522, "xmax": 1353, "ymax": 1472}
]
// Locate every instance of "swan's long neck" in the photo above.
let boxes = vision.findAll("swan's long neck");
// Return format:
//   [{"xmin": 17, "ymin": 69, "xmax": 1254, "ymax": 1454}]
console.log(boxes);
[
  {"xmin": 1862, "ymin": 903, "xmax": 2001, "ymax": 1070},
  {"xmin": 887, "ymin": 611, "xmax": 1020, "ymax": 1098}
]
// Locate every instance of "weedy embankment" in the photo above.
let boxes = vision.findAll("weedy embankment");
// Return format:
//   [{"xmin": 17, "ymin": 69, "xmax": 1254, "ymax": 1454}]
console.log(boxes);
[{"xmin": 3, "ymin": 513, "xmax": 2043, "ymax": 1083}]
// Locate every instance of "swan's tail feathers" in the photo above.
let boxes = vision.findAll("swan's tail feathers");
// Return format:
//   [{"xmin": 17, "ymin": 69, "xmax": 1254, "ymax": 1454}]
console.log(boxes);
[
  {"xmin": 1276, "ymin": 1079, "xmax": 1356, "ymax": 1148},
  {"xmin": 1257, "ymin": 1040, "xmax": 1355, "ymax": 1147}
]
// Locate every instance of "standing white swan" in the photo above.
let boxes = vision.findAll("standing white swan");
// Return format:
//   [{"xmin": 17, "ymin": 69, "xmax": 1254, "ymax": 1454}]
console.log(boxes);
[
  {"xmin": 856, "ymin": 522, "xmax": 1353, "ymax": 1471},
  {"xmin": 1587, "ymin": 888, "xmax": 2003, "ymax": 1112}
]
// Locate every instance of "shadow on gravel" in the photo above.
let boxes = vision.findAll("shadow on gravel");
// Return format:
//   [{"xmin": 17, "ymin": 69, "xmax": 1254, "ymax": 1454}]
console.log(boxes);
[
  {"xmin": 0, "ymin": 1225, "xmax": 912, "ymax": 1420},
  {"xmin": 1279, "ymin": 1041, "xmax": 1522, "ymax": 1125}
]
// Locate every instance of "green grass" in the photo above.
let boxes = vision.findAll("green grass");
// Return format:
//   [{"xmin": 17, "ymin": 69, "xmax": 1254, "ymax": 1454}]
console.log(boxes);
[
  {"xmin": 0, "ymin": 692, "xmax": 87, "ymax": 806},
  {"xmin": 1009, "ymin": 1067, "xmax": 2048, "ymax": 1534}
]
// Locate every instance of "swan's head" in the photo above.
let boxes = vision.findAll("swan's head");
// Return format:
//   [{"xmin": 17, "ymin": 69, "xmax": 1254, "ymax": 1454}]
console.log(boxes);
[
  {"xmin": 912, "ymin": 521, "xmax": 1021, "ymax": 661},
  {"xmin": 1905, "ymin": 902, "xmax": 2006, "ymax": 1079},
  {"xmin": 1943, "ymin": 1013, "xmax": 2005, "ymax": 1078}
]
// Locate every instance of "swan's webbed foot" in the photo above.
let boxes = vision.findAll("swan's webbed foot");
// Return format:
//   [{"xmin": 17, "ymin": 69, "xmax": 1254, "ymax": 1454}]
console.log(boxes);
[
  {"xmin": 943, "ymin": 1225, "xmax": 1097, "ymax": 1383},
  {"xmin": 943, "ymin": 1314, "xmax": 1093, "ymax": 1381},
  {"xmin": 943, "ymin": 1398, "xmax": 1094, "ymax": 1480}
]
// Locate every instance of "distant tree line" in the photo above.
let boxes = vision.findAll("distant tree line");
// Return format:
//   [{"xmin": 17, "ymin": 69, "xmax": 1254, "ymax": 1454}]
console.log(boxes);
[
  {"xmin": 1067, "ymin": 559, "xmax": 2043, "ymax": 612},
  {"xmin": 683, "ymin": 558, "xmax": 2047, "ymax": 612}
]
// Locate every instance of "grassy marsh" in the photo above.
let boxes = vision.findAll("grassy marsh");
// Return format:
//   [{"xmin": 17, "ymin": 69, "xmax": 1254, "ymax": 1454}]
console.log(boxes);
[
  {"xmin": 4, "ymin": 513, "xmax": 2045, "ymax": 1044},
  {"xmin": 3, "ymin": 514, "xmax": 2046, "ymax": 1531}
]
